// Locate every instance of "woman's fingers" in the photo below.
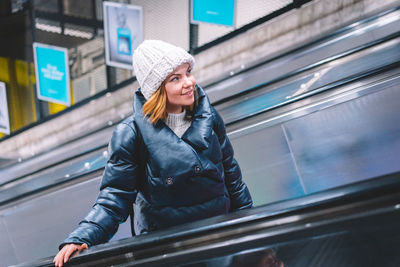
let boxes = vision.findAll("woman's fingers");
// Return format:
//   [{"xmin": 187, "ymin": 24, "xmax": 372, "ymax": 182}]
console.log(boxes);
[
  {"xmin": 63, "ymin": 245, "xmax": 78, "ymax": 263},
  {"xmin": 54, "ymin": 246, "xmax": 69, "ymax": 267},
  {"xmin": 53, "ymin": 243, "xmax": 88, "ymax": 267},
  {"xmin": 64, "ymin": 243, "xmax": 88, "ymax": 262}
]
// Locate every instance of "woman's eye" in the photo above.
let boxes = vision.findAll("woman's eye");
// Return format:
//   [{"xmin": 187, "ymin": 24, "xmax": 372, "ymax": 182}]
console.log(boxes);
[
  {"xmin": 187, "ymin": 69, "xmax": 192, "ymax": 74},
  {"xmin": 171, "ymin": 77, "xmax": 179, "ymax": 82}
]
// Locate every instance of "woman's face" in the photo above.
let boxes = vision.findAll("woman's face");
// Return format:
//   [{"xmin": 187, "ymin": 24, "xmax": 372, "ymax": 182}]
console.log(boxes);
[{"xmin": 164, "ymin": 63, "xmax": 196, "ymax": 114}]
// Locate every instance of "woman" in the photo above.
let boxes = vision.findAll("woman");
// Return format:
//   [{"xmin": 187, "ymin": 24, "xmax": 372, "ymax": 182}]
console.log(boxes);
[{"xmin": 54, "ymin": 40, "xmax": 252, "ymax": 267}]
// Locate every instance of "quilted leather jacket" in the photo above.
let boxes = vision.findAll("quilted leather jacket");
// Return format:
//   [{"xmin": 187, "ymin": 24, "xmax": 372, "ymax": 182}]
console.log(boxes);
[{"xmin": 61, "ymin": 85, "xmax": 252, "ymax": 248}]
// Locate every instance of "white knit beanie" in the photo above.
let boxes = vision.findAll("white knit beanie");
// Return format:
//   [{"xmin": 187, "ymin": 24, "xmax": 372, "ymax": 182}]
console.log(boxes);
[{"xmin": 132, "ymin": 40, "xmax": 195, "ymax": 100}]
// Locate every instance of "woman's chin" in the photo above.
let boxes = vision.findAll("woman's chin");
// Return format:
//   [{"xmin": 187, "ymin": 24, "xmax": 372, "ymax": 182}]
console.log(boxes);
[
  {"xmin": 182, "ymin": 96, "xmax": 194, "ymax": 106},
  {"xmin": 186, "ymin": 99, "xmax": 195, "ymax": 106}
]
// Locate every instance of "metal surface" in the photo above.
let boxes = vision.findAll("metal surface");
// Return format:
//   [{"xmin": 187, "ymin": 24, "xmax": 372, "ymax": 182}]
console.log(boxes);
[
  {"xmin": 0, "ymin": 147, "xmax": 108, "ymax": 205},
  {"xmin": 227, "ymin": 69, "xmax": 400, "ymax": 139},
  {"xmin": 0, "ymin": 126, "xmax": 113, "ymax": 186},
  {"xmin": 0, "ymin": 218, "xmax": 18, "ymax": 267},
  {"xmin": 284, "ymin": 79, "xmax": 400, "ymax": 193},
  {"xmin": 230, "ymin": 124, "xmax": 305, "ymax": 206},
  {"xmin": 1, "ymin": 175, "xmax": 131, "ymax": 266},
  {"xmin": 228, "ymin": 72, "xmax": 400, "ymax": 204}
]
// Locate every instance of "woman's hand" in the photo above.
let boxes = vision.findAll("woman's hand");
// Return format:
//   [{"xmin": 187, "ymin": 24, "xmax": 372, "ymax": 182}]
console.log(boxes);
[{"xmin": 53, "ymin": 243, "xmax": 88, "ymax": 267}]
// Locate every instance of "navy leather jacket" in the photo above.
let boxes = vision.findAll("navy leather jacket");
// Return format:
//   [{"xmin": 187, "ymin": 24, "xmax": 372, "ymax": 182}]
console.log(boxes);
[{"xmin": 61, "ymin": 85, "xmax": 252, "ymax": 248}]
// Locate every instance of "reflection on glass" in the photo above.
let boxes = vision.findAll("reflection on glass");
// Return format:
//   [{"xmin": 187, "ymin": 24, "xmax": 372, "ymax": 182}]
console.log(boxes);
[
  {"xmin": 232, "ymin": 248, "xmax": 285, "ymax": 267},
  {"xmin": 181, "ymin": 248, "xmax": 285, "ymax": 267}
]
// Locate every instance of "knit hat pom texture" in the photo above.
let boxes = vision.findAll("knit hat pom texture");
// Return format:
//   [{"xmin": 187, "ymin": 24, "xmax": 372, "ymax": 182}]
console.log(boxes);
[{"xmin": 132, "ymin": 40, "xmax": 195, "ymax": 100}]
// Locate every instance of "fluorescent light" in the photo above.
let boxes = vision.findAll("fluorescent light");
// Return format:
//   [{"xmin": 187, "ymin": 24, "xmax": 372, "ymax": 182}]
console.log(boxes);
[{"xmin": 35, "ymin": 22, "xmax": 93, "ymax": 39}]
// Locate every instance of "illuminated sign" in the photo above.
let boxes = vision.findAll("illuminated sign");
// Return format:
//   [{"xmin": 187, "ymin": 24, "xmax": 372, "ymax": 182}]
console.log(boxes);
[
  {"xmin": 0, "ymin": 82, "xmax": 10, "ymax": 135},
  {"xmin": 33, "ymin": 43, "xmax": 71, "ymax": 106},
  {"xmin": 104, "ymin": 1, "xmax": 143, "ymax": 69},
  {"xmin": 191, "ymin": 0, "xmax": 235, "ymax": 27}
]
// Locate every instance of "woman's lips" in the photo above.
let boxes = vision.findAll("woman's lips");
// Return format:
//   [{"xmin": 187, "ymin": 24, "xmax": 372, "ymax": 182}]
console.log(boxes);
[{"xmin": 182, "ymin": 89, "xmax": 193, "ymax": 96}]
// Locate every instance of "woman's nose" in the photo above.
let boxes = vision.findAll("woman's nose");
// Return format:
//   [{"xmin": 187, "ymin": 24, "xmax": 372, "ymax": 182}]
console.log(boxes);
[{"xmin": 183, "ymin": 76, "xmax": 194, "ymax": 87}]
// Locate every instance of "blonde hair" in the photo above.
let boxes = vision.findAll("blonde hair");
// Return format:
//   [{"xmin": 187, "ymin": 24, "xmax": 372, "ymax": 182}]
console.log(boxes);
[{"xmin": 142, "ymin": 84, "xmax": 197, "ymax": 125}]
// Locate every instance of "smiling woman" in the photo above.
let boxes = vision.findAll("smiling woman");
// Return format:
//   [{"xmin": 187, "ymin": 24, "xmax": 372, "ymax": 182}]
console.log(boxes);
[{"xmin": 53, "ymin": 40, "xmax": 253, "ymax": 267}]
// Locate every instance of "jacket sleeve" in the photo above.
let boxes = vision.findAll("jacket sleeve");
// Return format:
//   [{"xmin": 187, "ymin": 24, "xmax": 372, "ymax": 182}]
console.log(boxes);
[
  {"xmin": 60, "ymin": 122, "xmax": 140, "ymax": 249},
  {"xmin": 212, "ymin": 107, "xmax": 253, "ymax": 211}
]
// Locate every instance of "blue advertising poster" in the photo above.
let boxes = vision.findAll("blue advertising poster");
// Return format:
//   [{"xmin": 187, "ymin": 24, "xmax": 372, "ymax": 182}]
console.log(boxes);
[
  {"xmin": 0, "ymin": 82, "xmax": 10, "ymax": 135},
  {"xmin": 104, "ymin": 1, "xmax": 143, "ymax": 69},
  {"xmin": 33, "ymin": 43, "xmax": 71, "ymax": 106},
  {"xmin": 191, "ymin": 0, "xmax": 235, "ymax": 27}
]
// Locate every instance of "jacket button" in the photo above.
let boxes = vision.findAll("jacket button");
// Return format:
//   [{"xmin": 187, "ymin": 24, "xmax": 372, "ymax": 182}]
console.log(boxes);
[
  {"xmin": 194, "ymin": 165, "xmax": 201, "ymax": 174},
  {"xmin": 166, "ymin": 177, "xmax": 173, "ymax": 185}
]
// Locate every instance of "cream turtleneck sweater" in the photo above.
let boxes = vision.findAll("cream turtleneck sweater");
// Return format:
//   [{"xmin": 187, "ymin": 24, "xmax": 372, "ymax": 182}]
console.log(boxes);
[{"xmin": 165, "ymin": 110, "xmax": 192, "ymax": 138}]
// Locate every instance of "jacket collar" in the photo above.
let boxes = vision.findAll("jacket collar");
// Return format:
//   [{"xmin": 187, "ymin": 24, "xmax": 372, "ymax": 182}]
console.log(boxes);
[{"xmin": 133, "ymin": 84, "xmax": 213, "ymax": 150}]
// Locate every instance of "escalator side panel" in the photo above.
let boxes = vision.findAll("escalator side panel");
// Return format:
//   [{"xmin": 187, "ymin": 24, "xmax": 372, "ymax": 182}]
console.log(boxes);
[
  {"xmin": 230, "ymin": 124, "xmax": 306, "ymax": 206},
  {"xmin": 284, "ymin": 81, "xmax": 400, "ymax": 193},
  {"xmin": 0, "ymin": 177, "xmax": 131, "ymax": 264},
  {"xmin": 0, "ymin": 217, "xmax": 18, "ymax": 267}
]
